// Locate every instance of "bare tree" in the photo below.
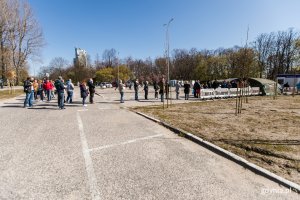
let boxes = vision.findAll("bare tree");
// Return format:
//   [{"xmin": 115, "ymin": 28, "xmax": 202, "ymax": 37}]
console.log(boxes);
[
  {"xmin": 102, "ymin": 48, "xmax": 117, "ymax": 68},
  {"xmin": 48, "ymin": 57, "xmax": 69, "ymax": 77},
  {"xmin": 7, "ymin": 0, "xmax": 44, "ymax": 84}
]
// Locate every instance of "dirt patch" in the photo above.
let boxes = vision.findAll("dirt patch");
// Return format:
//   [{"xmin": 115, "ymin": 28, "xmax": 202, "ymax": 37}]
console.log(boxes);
[
  {"xmin": 0, "ymin": 89, "xmax": 24, "ymax": 100},
  {"xmin": 132, "ymin": 95, "xmax": 300, "ymax": 184}
]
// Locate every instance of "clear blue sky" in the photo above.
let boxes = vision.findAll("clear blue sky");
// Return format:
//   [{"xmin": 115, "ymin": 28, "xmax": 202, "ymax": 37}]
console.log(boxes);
[{"xmin": 28, "ymin": 0, "xmax": 300, "ymax": 71}]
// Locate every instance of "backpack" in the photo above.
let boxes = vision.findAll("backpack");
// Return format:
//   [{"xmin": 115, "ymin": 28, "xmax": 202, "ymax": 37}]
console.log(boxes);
[
  {"xmin": 54, "ymin": 80, "xmax": 63, "ymax": 90},
  {"xmin": 23, "ymin": 80, "xmax": 31, "ymax": 93}
]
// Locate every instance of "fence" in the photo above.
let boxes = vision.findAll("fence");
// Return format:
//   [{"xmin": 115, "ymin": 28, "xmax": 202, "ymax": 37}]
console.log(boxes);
[{"xmin": 200, "ymin": 87, "xmax": 261, "ymax": 99}]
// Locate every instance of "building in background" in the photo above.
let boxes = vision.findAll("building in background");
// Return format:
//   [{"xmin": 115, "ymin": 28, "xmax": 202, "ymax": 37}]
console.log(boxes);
[{"xmin": 74, "ymin": 47, "xmax": 87, "ymax": 67}]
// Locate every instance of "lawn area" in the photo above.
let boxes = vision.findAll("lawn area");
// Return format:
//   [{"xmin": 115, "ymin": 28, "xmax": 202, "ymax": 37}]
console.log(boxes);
[
  {"xmin": 132, "ymin": 95, "xmax": 300, "ymax": 184},
  {"xmin": 0, "ymin": 89, "xmax": 24, "ymax": 100}
]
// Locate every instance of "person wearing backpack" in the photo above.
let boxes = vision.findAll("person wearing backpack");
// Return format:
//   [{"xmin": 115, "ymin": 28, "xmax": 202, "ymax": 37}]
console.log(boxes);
[
  {"xmin": 23, "ymin": 77, "xmax": 34, "ymax": 108},
  {"xmin": 55, "ymin": 76, "xmax": 66, "ymax": 109},
  {"xmin": 66, "ymin": 79, "xmax": 74, "ymax": 103}
]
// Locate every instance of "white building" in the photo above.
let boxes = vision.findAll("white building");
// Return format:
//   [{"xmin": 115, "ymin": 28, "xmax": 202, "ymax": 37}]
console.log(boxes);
[{"xmin": 276, "ymin": 74, "xmax": 300, "ymax": 87}]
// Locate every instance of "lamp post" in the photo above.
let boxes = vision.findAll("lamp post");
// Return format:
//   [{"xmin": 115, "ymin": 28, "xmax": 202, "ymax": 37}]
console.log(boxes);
[{"xmin": 164, "ymin": 18, "xmax": 174, "ymax": 108}]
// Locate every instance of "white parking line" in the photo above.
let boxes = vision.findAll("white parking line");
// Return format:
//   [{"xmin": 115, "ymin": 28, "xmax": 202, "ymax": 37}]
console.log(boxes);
[
  {"xmin": 89, "ymin": 134, "xmax": 163, "ymax": 152},
  {"xmin": 76, "ymin": 112, "xmax": 101, "ymax": 200}
]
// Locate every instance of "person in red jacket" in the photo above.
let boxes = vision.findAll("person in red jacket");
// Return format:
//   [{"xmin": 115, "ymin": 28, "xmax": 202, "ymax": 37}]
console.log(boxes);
[{"xmin": 43, "ymin": 79, "xmax": 52, "ymax": 101}]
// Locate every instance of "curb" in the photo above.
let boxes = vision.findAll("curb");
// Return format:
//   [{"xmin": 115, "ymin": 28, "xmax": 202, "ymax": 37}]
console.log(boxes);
[{"xmin": 135, "ymin": 111, "xmax": 300, "ymax": 194}]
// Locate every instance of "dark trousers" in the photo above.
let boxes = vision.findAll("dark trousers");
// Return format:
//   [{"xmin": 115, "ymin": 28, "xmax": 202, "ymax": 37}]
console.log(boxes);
[
  {"xmin": 135, "ymin": 90, "xmax": 138, "ymax": 100},
  {"xmin": 144, "ymin": 90, "xmax": 148, "ymax": 100},
  {"xmin": 185, "ymin": 93, "xmax": 189, "ymax": 100},
  {"xmin": 89, "ymin": 92, "xmax": 94, "ymax": 103},
  {"xmin": 155, "ymin": 91, "xmax": 158, "ymax": 99}
]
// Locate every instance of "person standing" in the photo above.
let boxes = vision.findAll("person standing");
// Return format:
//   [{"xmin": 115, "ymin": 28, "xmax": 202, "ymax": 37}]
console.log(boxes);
[
  {"xmin": 33, "ymin": 79, "xmax": 38, "ymax": 100},
  {"xmin": 66, "ymin": 79, "xmax": 74, "ymax": 103},
  {"xmin": 184, "ymin": 81, "xmax": 191, "ymax": 100},
  {"xmin": 134, "ymin": 79, "xmax": 139, "ymax": 100},
  {"xmin": 117, "ymin": 80, "xmax": 125, "ymax": 103},
  {"xmin": 23, "ymin": 77, "xmax": 34, "ymax": 108},
  {"xmin": 80, "ymin": 81, "xmax": 89, "ymax": 107},
  {"xmin": 87, "ymin": 78, "xmax": 95, "ymax": 104},
  {"xmin": 194, "ymin": 80, "xmax": 201, "ymax": 98},
  {"xmin": 153, "ymin": 81, "xmax": 159, "ymax": 99},
  {"xmin": 143, "ymin": 81, "xmax": 149, "ymax": 100},
  {"xmin": 55, "ymin": 76, "xmax": 65, "ymax": 109},
  {"xmin": 43, "ymin": 79, "xmax": 52, "ymax": 101},
  {"xmin": 38, "ymin": 80, "xmax": 44, "ymax": 102},
  {"xmin": 175, "ymin": 81, "xmax": 180, "ymax": 100},
  {"xmin": 159, "ymin": 78, "xmax": 165, "ymax": 102}
]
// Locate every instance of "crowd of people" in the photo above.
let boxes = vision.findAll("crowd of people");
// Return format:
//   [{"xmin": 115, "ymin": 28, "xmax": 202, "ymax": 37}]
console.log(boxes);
[
  {"xmin": 23, "ymin": 76, "xmax": 96, "ymax": 109},
  {"xmin": 23, "ymin": 76, "xmax": 253, "ymax": 107}
]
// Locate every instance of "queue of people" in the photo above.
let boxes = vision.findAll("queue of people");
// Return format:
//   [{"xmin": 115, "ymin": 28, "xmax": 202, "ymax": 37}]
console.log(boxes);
[
  {"xmin": 24, "ymin": 76, "xmax": 243, "ymax": 108},
  {"xmin": 23, "ymin": 76, "xmax": 95, "ymax": 109}
]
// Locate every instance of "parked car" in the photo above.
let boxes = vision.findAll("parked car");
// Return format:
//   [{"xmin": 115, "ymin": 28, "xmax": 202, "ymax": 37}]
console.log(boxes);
[{"xmin": 100, "ymin": 82, "xmax": 112, "ymax": 88}]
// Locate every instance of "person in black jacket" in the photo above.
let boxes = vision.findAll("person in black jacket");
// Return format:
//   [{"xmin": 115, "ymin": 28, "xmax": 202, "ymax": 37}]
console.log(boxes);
[
  {"xmin": 143, "ymin": 81, "xmax": 149, "ymax": 100},
  {"xmin": 184, "ymin": 81, "xmax": 191, "ymax": 100},
  {"xmin": 55, "ymin": 76, "xmax": 66, "ymax": 109},
  {"xmin": 23, "ymin": 77, "xmax": 34, "ymax": 108},
  {"xmin": 153, "ymin": 81, "xmax": 159, "ymax": 99},
  {"xmin": 87, "ymin": 78, "xmax": 95, "ymax": 104},
  {"xmin": 134, "ymin": 79, "xmax": 139, "ymax": 100}
]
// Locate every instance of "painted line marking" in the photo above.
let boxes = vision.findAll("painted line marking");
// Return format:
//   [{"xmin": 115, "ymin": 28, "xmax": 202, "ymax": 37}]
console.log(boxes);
[
  {"xmin": 97, "ymin": 107, "xmax": 119, "ymax": 110},
  {"xmin": 76, "ymin": 112, "xmax": 101, "ymax": 200},
  {"xmin": 89, "ymin": 134, "xmax": 163, "ymax": 152}
]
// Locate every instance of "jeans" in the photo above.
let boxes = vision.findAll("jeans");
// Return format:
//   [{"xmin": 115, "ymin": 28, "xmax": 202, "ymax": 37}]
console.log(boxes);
[
  {"xmin": 120, "ymin": 92, "xmax": 124, "ymax": 103},
  {"xmin": 24, "ymin": 91, "xmax": 34, "ymax": 107},
  {"xmin": 66, "ymin": 91, "xmax": 73, "ymax": 103},
  {"xmin": 160, "ymin": 93, "xmax": 164, "ymax": 102},
  {"xmin": 82, "ymin": 96, "xmax": 86, "ymax": 105},
  {"xmin": 46, "ymin": 90, "xmax": 51, "ymax": 101},
  {"xmin": 176, "ymin": 92, "xmax": 179, "ymax": 100},
  {"xmin": 58, "ymin": 92, "xmax": 64, "ymax": 109}
]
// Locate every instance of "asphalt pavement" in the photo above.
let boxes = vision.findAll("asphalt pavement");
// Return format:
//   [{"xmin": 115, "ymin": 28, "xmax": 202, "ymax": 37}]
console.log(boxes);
[{"xmin": 0, "ymin": 87, "xmax": 298, "ymax": 199}]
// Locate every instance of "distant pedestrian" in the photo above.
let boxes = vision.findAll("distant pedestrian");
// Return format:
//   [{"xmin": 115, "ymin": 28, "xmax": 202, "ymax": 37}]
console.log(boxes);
[
  {"xmin": 80, "ymin": 81, "xmax": 89, "ymax": 107},
  {"xmin": 175, "ymin": 81, "xmax": 180, "ymax": 100},
  {"xmin": 66, "ymin": 79, "xmax": 74, "ymax": 103},
  {"xmin": 23, "ymin": 77, "xmax": 34, "ymax": 108},
  {"xmin": 159, "ymin": 78, "xmax": 165, "ymax": 102},
  {"xmin": 184, "ymin": 81, "xmax": 190, "ymax": 100},
  {"xmin": 117, "ymin": 80, "xmax": 125, "ymax": 103},
  {"xmin": 38, "ymin": 80, "xmax": 44, "ymax": 101},
  {"xmin": 143, "ymin": 81, "xmax": 149, "ymax": 100},
  {"xmin": 43, "ymin": 80, "xmax": 52, "ymax": 101},
  {"xmin": 55, "ymin": 76, "xmax": 66, "ymax": 109},
  {"xmin": 153, "ymin": 81, "xmax": 159, "ymax": 99},
  {"xmin": 87, "ymin": 78, "xmax": 95, "ymax": 104},
  {"xmin": 33, "ymin": 79, "xmax": 38, "ymax": 100},
  {"xmin": 134, "ymin": 79, "xmax": 139, "ymax": 100},
  {"xmin": 194, "ymin": 80, "xmax": 201, "ymax": 98}
]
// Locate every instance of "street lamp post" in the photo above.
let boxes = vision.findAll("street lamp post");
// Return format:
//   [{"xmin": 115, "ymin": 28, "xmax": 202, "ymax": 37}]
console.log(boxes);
[{"xmin": 164, "ymin": 18, "xmax": 174, "ymax": 108}]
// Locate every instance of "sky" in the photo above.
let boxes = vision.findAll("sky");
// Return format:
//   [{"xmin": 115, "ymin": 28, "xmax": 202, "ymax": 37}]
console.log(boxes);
[{"xmin": 28, "ymin": 0, "xmax": 300, "ymax": 73}]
